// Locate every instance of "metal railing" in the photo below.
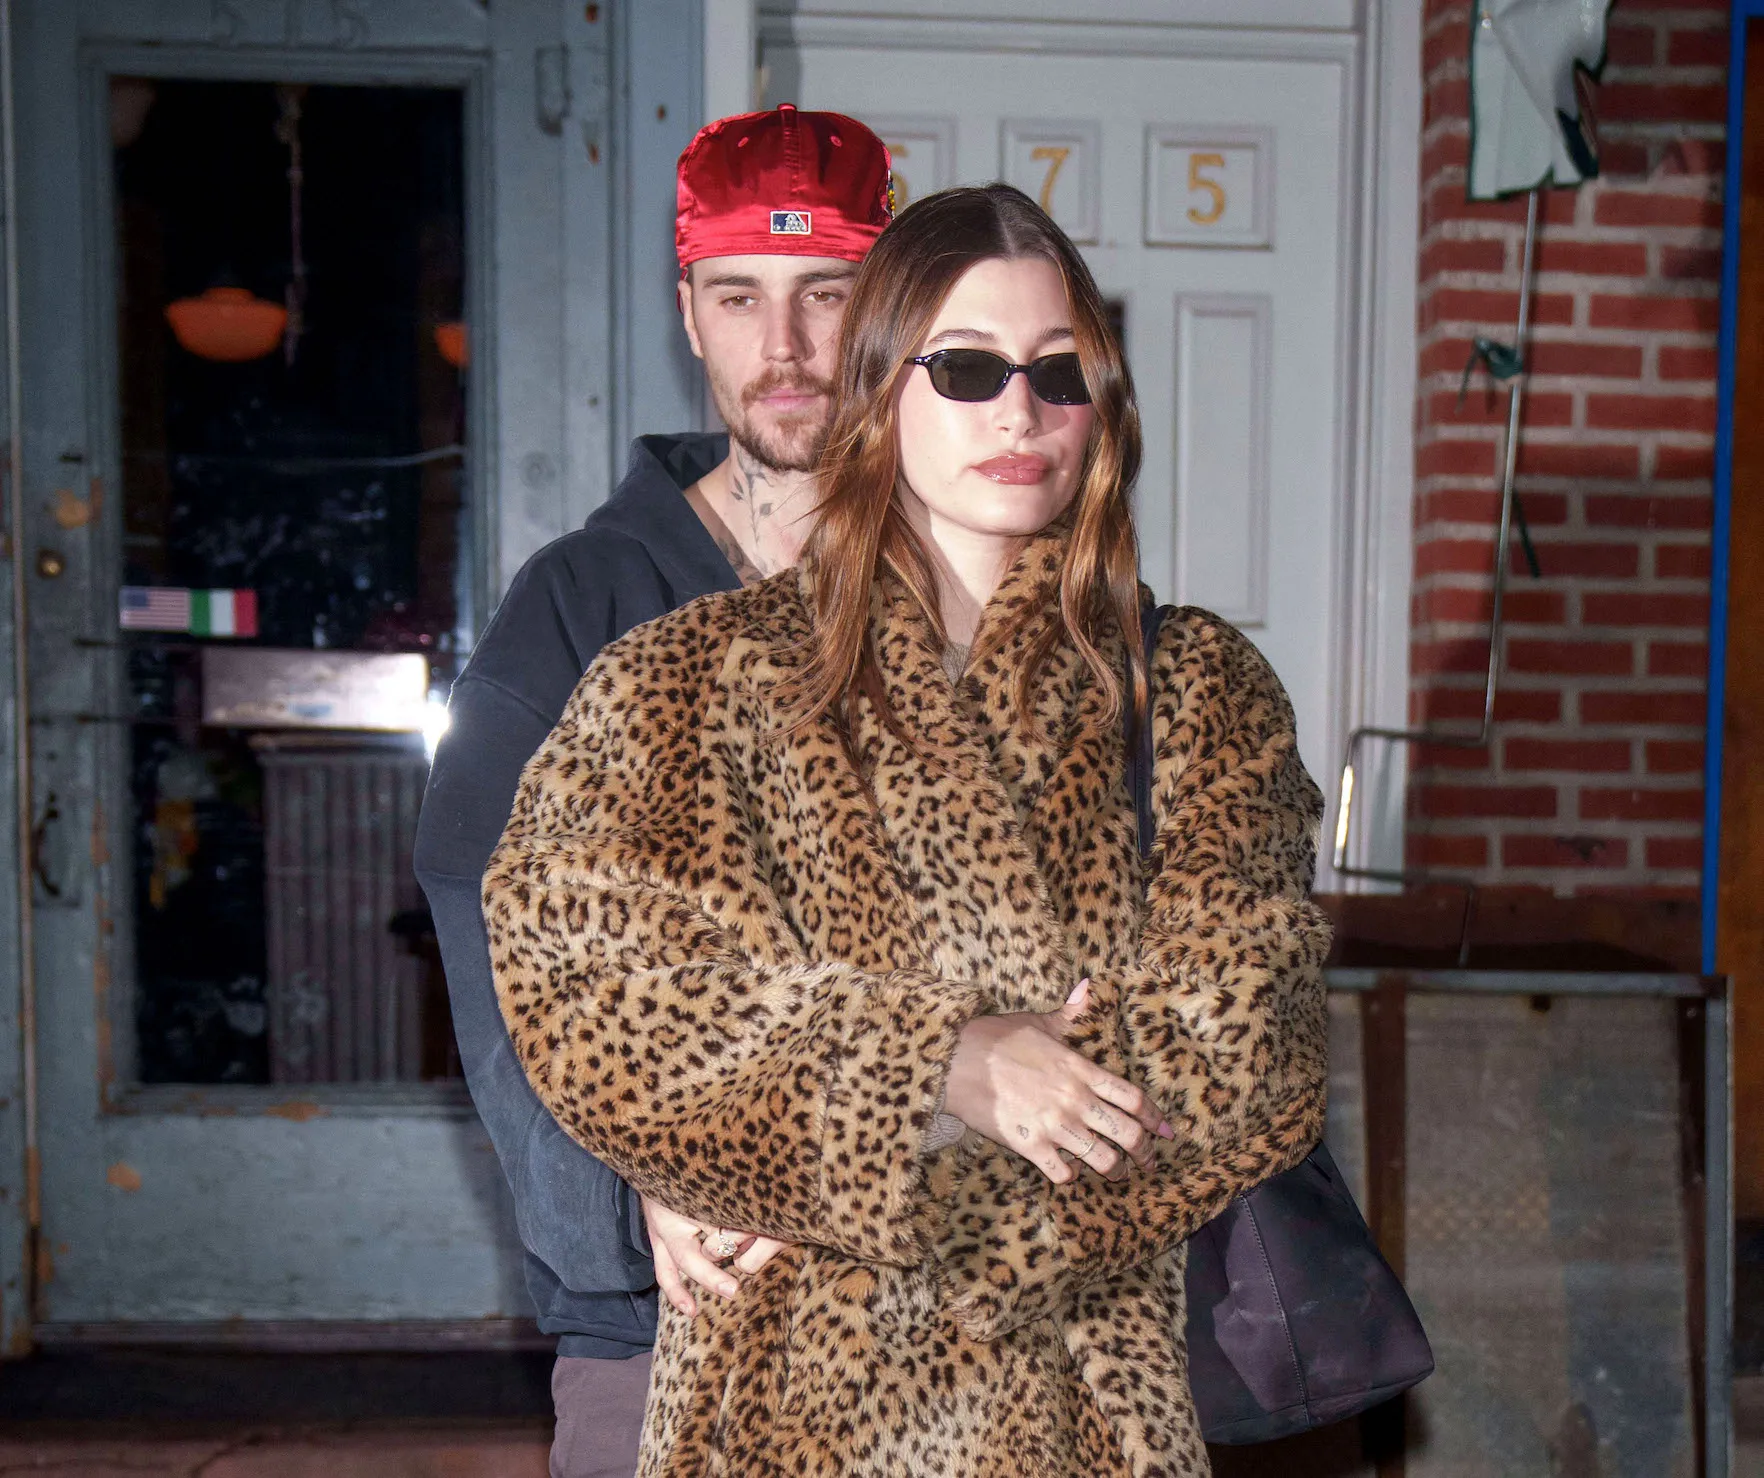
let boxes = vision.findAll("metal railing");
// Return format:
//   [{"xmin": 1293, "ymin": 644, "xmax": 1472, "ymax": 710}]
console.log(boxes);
[{"xmin": 1330, "ymin": 190, "xmax": 1544, "ymax": 962}]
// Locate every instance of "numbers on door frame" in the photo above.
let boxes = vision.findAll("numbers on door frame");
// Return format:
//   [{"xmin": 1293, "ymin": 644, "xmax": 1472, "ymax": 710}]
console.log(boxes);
[
  {"xmin": 1002, "ymin": 121, "xmax": 1100, "ymax": 242},
  {"xmin": 1185, "ymin": 151, "xmax": 1227, "ymax": 226},
  {"xmin": 1144, "ymin": 125, "xmax": 1272, "ymax": 250},
  {"xmin": 1030, "ymin": 144, "xmax": 1071, "ymax": 212},
  {"xmin": 887, "ymin": 142, "xmax": 911, "ymax": 208}
]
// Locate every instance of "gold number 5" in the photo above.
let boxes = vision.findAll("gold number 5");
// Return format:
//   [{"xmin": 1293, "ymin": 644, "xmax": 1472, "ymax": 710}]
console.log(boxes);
[
  {"xmin": 1186, "ymin": 151, "xmax": 1227, "ymax": 225},
  {"xmin": 1031, "ymin": 145, "xmax": 1071, "ymax": 212}
]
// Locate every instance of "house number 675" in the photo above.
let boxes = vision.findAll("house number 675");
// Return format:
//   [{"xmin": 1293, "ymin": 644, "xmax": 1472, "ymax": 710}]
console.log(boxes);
[{"xmin": 1186, "ymin": 151, "xmax": 1227, "ymax": 225}]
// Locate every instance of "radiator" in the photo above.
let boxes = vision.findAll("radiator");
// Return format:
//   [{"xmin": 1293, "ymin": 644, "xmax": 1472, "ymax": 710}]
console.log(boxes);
[{"xmin": 258, "ymin": 742, "xmax": 430, "ymax": 1083}]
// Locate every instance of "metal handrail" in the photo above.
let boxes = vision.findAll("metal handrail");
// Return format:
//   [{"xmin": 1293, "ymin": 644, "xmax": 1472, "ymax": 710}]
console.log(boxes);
[{"xmin": 1331, "ymin": 188, "xmax": 1544, "ymax": 962}]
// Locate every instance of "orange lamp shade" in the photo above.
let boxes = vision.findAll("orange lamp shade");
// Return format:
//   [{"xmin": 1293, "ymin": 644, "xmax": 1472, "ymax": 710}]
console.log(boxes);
[
  {"xmin": 434, "ymin": 320, "xmax": 468, "ymax": 369},
  {"xmin": 164, "ymin": 286, "xmax": 287, "ymax": 362}
]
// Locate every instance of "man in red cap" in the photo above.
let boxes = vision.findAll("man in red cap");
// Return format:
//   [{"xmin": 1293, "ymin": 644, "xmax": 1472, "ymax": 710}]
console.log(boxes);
[
  {"xmin": 414, "ymin": 105, "xmax": 890, "ymax": 1478},
  {"xmin": 672, "ymin": 103, "xmax": 892, "ymax": 584}
]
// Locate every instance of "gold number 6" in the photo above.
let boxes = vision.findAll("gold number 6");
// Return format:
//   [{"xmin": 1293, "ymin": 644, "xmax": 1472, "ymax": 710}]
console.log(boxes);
[
  {"xmin": 887, "ymin": 142, "xmax": 911, "ymax": 208},
  {"xmin": 1187, "ymin": 151, "xmax": 1227, "ymax": 225},
  {"xmin": 1031, "ymin": 145, "xmax": 1071, "ymax": 213}
]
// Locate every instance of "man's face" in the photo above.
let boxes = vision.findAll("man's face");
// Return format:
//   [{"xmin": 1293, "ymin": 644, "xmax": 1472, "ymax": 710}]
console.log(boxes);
[{"xmin": 679, "ymin": 253, "xmax": 858, "ymax": 473}]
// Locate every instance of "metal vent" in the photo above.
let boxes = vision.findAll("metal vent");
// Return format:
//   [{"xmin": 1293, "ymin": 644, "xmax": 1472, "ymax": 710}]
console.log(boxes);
[{"xmin": 259, "ymin": 742, "xmax": 430, "ymax": 1083}]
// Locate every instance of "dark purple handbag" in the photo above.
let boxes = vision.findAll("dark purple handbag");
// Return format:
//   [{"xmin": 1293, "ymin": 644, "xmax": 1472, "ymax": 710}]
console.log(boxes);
[{"xmin": 1132, "ymin": 605, "xmax": 1434, "ymax": 1444}]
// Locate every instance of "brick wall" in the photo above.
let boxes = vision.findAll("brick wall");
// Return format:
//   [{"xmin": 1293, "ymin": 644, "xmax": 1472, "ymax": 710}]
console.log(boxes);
[{"xmin": 1408, "ymin": 0, "xmax": 1725, "ymax": 894}]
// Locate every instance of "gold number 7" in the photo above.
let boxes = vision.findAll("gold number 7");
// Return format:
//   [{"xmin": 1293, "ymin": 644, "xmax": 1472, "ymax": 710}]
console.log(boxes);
[
  {"xmin": 1187, "ymin": 151, "xmax": 1227, "ymax": 225},
  {"xmin": 1031, "ymin": 145, "xmax": 1071, "ymax": 213}
]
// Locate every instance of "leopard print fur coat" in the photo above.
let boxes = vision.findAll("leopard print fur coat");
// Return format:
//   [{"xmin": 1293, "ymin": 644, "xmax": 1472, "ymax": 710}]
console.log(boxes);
[{"xmin": 485, "ymin": 526, "xmax": 1332, "ymax": 1477}]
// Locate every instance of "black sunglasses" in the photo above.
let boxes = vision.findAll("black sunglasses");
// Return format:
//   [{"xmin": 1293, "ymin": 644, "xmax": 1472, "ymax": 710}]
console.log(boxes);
[{"xmin": 906, "ymin": 349, "xmax": 1091, "ymax": 406}]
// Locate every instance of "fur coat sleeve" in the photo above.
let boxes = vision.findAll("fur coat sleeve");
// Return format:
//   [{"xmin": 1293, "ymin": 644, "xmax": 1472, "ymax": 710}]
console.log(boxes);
[
  {"xmin": 482, "ymin": 595, "xmax": 991, "ymax": 1269},
  {"xmin": 931, "ymin": 610, "xmax": 1332, "ymax": 1340}
]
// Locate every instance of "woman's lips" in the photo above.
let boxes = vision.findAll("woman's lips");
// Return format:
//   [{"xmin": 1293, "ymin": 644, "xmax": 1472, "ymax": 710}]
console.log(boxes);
[{"xmin": 973, "ymin": 453, "xmax": 1050, "ymax": 484}]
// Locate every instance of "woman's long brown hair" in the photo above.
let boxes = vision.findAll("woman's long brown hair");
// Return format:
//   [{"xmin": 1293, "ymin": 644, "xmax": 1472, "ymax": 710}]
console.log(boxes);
[{"xmin": 786, "ymin": 183, "xmax": 1146, "ymax": 738}]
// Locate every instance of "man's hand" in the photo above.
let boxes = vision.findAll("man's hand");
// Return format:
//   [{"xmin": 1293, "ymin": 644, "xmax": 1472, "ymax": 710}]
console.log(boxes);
[{"xmin": 641, "ymin": 1196, "xmax": 794, "ymax": 1315}]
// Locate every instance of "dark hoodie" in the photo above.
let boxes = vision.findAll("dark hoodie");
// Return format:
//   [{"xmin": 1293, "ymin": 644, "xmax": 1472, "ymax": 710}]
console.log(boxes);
[{"xmin": 414, "ymin": 432, "xmax": 737, "ymax": 1357}]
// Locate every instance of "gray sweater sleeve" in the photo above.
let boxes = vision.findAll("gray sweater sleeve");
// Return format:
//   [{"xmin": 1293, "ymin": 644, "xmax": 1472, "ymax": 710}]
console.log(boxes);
[{"xmin": 414, "ymin": 535, "xmax": 676, "ymax": 1295}]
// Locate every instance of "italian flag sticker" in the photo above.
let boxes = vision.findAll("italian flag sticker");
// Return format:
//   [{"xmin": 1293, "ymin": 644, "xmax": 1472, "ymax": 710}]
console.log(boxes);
[{"xmin": 189, "ymin": 588, "xmax": 259, "ymax": 639}]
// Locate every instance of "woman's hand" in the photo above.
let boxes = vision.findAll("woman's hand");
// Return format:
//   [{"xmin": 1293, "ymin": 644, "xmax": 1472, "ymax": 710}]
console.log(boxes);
[
  {"xmin": 641, "ymin": 1196, "xmax": 794, "ymax": 1316},
  {"xmin": 943, "ymin": 980, "xmax": 1173, "ymax": 1184}
]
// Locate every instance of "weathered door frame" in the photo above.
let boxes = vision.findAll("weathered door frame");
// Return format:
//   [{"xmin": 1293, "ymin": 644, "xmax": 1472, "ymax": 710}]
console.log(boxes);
[
  {"xmin": 0, "ymin": 0, "xmax": 31, "ymax": 1357},
  {"xmin": 0, "ymin": 0, "xmax": 698, "ymax": 1347}
]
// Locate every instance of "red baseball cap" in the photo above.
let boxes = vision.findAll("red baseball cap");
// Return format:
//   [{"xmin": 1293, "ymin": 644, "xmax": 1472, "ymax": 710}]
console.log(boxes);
[{"xmin": 676, "ymin": 104, "xmax": 892, "ymax": 272}]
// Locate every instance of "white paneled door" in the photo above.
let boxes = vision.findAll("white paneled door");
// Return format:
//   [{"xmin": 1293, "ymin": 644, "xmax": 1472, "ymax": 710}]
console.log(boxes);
[{"xmin": 765, "ymin": 23, "xmax": 1359, "ymax": 793}]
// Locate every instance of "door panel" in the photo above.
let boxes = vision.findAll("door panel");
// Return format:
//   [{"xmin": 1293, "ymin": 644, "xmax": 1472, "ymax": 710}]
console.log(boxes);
[
  {"xmin": 764, "ymin": 32, "xmax": 1352, "ymax": 790},
  {"xmin": 13, "ymin": 0, "xmax": 606, "ymax": 1329}
]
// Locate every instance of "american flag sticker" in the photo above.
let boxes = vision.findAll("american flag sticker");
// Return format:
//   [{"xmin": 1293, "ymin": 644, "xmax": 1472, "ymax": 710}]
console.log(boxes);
[
  {"xmin": 120, "ymin": 586, "xmax": 258, "ymax": 639},
  {"xmin": 769, "ymin": 209, "xmax": 811, "ymax": 235},
  {"xmin": 119, "ymin": 586, "xmax": 190, "ymax": 632}
]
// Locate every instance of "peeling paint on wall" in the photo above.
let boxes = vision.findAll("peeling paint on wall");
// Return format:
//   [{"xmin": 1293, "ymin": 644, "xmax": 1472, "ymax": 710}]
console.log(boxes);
[
  {"xmin": 105, "ymin": 1162, "xmax": 142, "ymax": 1193},
  {"xmin": 89, "ymin": 798, "xmax": 110, "ymax": 870},
  {"xmin": 49, "ymin": 476, "xmax": 103, "ymax": 530},
  {"xmin": 93, "ymin": 887, "xmax": 114, "ymax": 1096}
]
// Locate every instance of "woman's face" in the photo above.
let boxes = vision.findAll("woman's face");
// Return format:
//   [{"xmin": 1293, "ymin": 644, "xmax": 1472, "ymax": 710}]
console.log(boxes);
[{"xmin": 894, "ymin": 256, "xmax": 1097, "ymax": 554}]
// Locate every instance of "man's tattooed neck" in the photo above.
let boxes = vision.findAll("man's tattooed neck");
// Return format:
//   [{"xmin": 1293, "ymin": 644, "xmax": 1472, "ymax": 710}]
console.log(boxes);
[
  {"xmin": 684, "ymin": 479, "xmax": 766, "ymax": 587},
  {"xmin": 728, "ymin": 446, "xmax": 783, "ymax": 555},
  {"xmin": 719, "ymin": 445, "xmax": 812, "ymax": 580},
  {"xmin": 716, "ymin": 533, "xmax": 766, "ymax": 587}
]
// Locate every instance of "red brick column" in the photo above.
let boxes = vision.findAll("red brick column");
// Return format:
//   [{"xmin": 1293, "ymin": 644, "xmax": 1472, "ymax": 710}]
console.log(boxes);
[{"xmin": 1408, "ymin": 0, "xmax": 1725, "ymax": 895}]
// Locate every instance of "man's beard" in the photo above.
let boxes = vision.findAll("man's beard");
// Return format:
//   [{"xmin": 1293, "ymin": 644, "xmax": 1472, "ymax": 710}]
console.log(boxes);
[{"xmin": 710, "ymin": 365, "xmax": 835, "ymax": 474}]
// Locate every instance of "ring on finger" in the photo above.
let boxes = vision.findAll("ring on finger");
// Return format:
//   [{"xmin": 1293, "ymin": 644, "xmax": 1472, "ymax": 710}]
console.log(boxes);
[
  {"xmin": 1073, "ymin": 1130, "xmax": 1098, "ymax": 1157},
  {"xmin": 702, "ymin": 1230, "xmax": 741, "ymax": 1261}
]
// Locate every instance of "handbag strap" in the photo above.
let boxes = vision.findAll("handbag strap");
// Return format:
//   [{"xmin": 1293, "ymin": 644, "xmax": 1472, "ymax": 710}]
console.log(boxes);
[{"xmin": 1129, "ymin": 604, "xmax": 1172, "ymax": 863}]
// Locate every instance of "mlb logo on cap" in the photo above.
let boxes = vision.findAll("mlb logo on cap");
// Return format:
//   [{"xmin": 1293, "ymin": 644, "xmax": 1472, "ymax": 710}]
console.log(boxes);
[{"xmin": 769, "ymin": 209, "xmax": 812, "ymax": 236}]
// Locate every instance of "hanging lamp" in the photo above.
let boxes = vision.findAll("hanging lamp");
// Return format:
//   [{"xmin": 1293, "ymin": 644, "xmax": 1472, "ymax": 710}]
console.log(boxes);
[
  {"xmin": 433, "ymin": 321, "xmax": 468, "ymax": 369},
  {"xmin": 164, "ymin": 83, "xmax": 307, "ymax": 365},
  {"xmin": 164, "ymin": 285, "xmax": 287, "ymax": 362}
]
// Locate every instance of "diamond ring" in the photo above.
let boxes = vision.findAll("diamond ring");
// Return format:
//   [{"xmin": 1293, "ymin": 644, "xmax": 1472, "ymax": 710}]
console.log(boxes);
[{"xmin": 703, "ymin": 1230, "xmax": 741, "ymax": 1261}]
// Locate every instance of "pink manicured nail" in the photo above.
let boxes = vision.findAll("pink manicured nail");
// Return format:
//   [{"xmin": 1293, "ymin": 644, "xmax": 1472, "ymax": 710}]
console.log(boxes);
[{"xmin": 1157, "ymin": 1120, "xmax": 1174, "ymax": 1139}]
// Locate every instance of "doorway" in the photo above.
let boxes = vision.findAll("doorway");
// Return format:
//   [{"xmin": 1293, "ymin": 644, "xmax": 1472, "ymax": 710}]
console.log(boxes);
[
  {"xmin": 6, "ymin": 1, "xmax": 548, "ymax": 1339},
  {"xmin": 114, "ymin": 78, "xmax": 467, "ymax": 1090},
  {"xmin": 759, "ymin": 10, "xmax": 1414, "ymax": 862}
]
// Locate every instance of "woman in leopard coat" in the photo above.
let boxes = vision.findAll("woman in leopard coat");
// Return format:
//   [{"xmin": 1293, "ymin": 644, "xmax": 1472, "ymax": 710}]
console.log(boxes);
[{"xmin": 485, "ymin": 184, "xmax": 1331, "ymax": 1477}]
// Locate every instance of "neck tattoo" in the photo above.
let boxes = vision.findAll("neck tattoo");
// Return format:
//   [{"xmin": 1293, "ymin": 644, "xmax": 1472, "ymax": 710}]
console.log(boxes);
[
  {"xmin": 684, "ymin": 481, "xmax": 765, "ymax": 588},
  {"xmin": 723, "ymin": 444, "xmax": 815, "ymax": 585},
  {"xmin": 727, "ymin": 445, "xmax": 788, "ymax": 575}
]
